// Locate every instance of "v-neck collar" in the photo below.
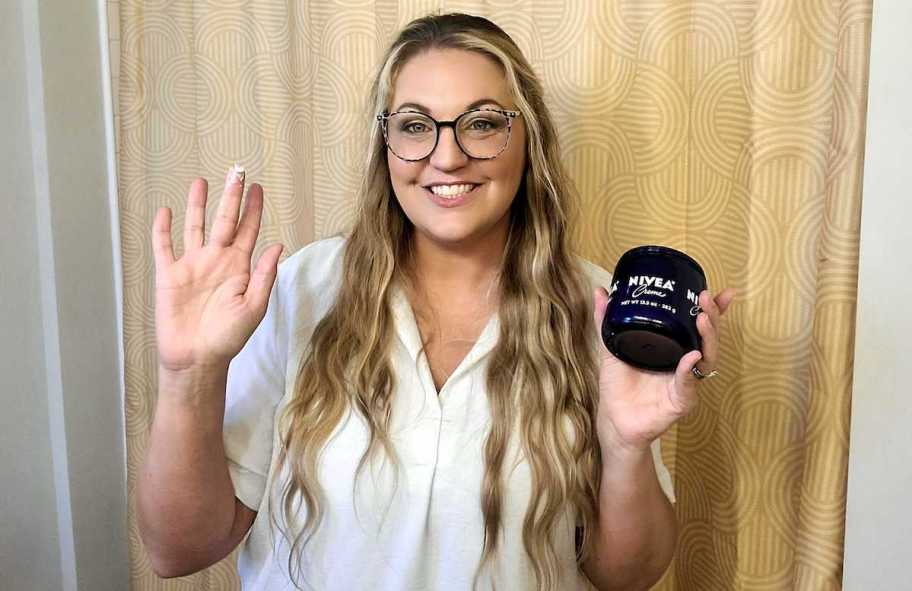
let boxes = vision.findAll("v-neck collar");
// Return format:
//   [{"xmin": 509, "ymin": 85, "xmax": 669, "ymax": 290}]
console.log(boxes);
[{"xmin": 389, "ymin": 283, "xmax": 500, "ymax": 395}]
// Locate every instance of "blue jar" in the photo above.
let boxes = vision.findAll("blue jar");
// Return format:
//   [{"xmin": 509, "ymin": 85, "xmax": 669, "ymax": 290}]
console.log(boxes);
[{"xmin": 600, "ymin": 245, "xmax": 707, "ymax": 372}]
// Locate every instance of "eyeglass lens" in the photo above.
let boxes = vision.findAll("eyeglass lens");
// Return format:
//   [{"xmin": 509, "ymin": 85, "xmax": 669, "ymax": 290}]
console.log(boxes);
[{"xmin": 385, "ymin": 111, "xmax": 511, "ymax": 160}]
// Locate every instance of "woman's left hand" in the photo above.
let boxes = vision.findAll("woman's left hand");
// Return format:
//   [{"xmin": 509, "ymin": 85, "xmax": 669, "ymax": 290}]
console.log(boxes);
[{"xmin": 592, "ymin": 288, "xmax": 737, "ymax": 454}]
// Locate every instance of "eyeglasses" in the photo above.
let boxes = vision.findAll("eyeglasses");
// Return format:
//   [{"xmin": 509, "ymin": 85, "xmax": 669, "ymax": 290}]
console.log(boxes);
[{"xmin": 376, "ymin": 108, "xmax": 520, "ymax": 162}]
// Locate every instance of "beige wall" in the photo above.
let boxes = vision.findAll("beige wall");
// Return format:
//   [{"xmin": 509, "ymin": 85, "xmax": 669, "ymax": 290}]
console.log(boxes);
[{"xmin": 843, "ymin": 0, "xmax": 912, "ymax": 587}]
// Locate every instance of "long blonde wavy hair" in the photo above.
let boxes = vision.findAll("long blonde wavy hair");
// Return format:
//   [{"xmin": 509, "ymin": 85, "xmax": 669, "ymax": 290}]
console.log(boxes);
[{"xmin": 273, "ymin": 13, "xmax": 603, "ymax": 591}]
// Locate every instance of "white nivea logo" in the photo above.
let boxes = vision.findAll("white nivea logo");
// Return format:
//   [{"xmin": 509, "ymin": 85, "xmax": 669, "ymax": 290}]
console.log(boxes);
[{"xmin": 628, "ymin": 275, "xmax": 675, "ymax": 298}]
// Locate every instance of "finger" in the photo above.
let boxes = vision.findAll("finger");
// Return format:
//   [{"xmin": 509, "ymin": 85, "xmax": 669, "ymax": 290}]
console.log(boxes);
[
  {"xmin": 699, "ymin": 290, "xmax": 722, "ymax": 330},
  {"xmin": 696, "ymin": 311, "xmax": 719, "ymax": 370},
  {"xmin": 714, "ymin": 287, "xmax": 737, "ymax": 315},
  {"xmin": 183, "ymin": 178, "xmax": 208, "ymax": 252},
  {"xmin": 245, "ymin": 244, "xmax": 284, "ymax": 314},
  {"xmin": 672, "ymin": 350, "xmax": 703, "ymax": 414},
  {"xmin": 152, "ymin": 207, "xmax": 175, "ymax": 270},
  {"xmin": 233, "ymin": 183, "xmax": 264, "ymax": 256},
  {"xmin": 210, "ymin": 164, "xmax": 246, "ymax": 247},
  {"xmin": 593, "ymin": 287, "xmax": 610, "ymax": 351}
]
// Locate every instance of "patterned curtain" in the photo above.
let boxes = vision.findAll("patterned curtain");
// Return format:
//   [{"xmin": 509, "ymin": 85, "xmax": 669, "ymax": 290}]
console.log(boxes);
[{"xmin": 108, "ymin": 1, "xmax": 872, "ymax": 589}]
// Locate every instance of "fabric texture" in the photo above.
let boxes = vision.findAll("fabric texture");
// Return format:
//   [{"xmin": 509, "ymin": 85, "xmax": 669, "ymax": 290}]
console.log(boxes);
[{"xmin": 222, "ymin": 235, "xmax": 674, "ymax": 590}]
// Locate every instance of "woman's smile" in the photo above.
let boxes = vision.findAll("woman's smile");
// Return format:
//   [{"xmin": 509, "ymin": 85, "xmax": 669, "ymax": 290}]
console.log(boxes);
[{"xmin": 424, "ymin": 182, "xmax": 483, "ymax": 207}]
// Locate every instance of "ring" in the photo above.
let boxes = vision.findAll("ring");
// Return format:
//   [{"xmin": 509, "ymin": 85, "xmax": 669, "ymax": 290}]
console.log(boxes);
[{"xmin": 692, "ymin": 366, "xmax": 719, "ymax": 380}]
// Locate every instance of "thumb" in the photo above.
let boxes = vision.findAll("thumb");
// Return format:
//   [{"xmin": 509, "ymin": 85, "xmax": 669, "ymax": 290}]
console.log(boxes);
[
  {"xmin": 675, "ymin": 350, "xmax": 704, "ymax": 388},
  {"xmin": 669, "ymin": 349, "xmax": 704, "ymax": 416},
  {"xmin": 245, "ymin": 244, "xmax": 283, "ymax": 314}
]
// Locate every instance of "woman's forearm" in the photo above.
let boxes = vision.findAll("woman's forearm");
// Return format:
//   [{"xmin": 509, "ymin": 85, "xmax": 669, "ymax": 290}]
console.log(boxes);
[
  {"xmin": 137, "ymin": 365, "xmax": 242, "ymax": 576},
  {"xmin": 582, "ymin": 442, "xmax": 678, "ymax": 591}
]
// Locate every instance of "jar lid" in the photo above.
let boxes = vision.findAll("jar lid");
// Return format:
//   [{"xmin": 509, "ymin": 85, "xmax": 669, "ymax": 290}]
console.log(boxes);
[{"xmin": 617, "ymin": 245, "xmax": 705, "ymax": 277}]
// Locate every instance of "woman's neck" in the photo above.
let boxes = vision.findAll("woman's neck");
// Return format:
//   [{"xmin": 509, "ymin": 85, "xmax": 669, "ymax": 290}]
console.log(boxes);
[
  {"xmin": 406, "ymin": 227, "xmax": 504, "ymax": 344},
  {"xmin": 411, "ymin": 226, "xmax": 507, "ymax": 296}
]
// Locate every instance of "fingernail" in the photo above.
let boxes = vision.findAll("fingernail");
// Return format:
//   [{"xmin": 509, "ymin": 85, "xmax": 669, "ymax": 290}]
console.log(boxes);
[{"xmin": 226, "ymin": 163, "xmax": 246, "ymax": 186}]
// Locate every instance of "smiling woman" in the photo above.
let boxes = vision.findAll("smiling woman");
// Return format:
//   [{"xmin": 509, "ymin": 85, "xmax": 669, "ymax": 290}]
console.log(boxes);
[
  {"xmin": 385, "ymin": 48, "xmax": 526, "ymax": 253},
  {"xmin": 135, "ymin": 12, "xmax": 721, "ymax": 591}
]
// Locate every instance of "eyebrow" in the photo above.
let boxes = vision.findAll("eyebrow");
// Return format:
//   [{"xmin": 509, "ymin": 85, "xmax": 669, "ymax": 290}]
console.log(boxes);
[{"xmin": 393, "ymin": 98, "xmax": 507, "ymax": 114}]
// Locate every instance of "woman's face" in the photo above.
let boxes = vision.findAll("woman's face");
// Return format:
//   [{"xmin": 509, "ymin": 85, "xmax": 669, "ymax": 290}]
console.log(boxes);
[{"xmin": 386, "ymin": 48, "xmax": 527, "ymax": 251}]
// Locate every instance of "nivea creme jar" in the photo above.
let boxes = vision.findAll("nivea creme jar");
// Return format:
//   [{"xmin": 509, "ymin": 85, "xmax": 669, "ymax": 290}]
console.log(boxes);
[{"xmin": 601, "ymin": 245, "xmax": 707, "ymax": 372}]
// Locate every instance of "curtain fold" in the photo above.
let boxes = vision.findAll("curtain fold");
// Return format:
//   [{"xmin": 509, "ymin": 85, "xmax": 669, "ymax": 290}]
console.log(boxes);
[{"xmin": 109, "ymin": 1, "xmax": 871, "ymax": 589}]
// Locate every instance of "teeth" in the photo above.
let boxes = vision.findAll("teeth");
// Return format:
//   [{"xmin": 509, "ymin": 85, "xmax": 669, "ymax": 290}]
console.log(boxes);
[{"xmin": 429, "ymin": 183, "xmax": 476, "ymax": 197}]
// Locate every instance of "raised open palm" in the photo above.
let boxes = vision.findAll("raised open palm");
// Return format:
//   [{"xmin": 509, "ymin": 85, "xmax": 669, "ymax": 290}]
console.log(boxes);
[{"xmin": 152, "ymin": 166, "xmax": 283, "ymax": 372}]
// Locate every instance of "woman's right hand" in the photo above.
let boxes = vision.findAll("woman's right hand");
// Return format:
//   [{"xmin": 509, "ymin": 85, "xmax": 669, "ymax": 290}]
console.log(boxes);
[{"xmin": 152, "ymin": 166, "xmax": 284, "ymax": 373}]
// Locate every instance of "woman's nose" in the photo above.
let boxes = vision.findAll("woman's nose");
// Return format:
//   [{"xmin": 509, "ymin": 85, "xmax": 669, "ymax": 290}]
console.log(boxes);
[{"xmin": 429, "ymin": 126, "xmax": 469, "ymax": 169}]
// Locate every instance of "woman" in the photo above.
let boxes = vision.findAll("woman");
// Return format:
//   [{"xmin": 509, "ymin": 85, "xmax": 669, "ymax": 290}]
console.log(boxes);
[{"xmin": 138, "ymin": 13, "xmax": 734, "ymax": 591}]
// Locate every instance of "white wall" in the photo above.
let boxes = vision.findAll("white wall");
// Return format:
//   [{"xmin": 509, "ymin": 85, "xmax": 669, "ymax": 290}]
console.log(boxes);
[
  {"xmin": 0, "ymin": 0, "xmax": 128, "ymax": 589},
  {"xmin": 843, "ymin": 1, "xmax": 912, "ymax": 588},
  {"xmin": 1, "ymin": 2, "xmax": 63, "ymax": 588}
]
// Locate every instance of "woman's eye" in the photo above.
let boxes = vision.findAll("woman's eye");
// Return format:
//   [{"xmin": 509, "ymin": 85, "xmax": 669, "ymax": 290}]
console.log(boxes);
[
  {"xmin": 402, "ymin": 121, "xmax": 431, "ymax": 134},
  {"xmin": 462, "ymin": 115, "xmax": 505, "ymax": 132}
]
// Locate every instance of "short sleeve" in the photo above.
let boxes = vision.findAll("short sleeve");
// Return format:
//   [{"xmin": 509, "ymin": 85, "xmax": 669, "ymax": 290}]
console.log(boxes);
[
  {"xmin": 578, "ymin": 257, "xmax": 676, "ymax": 504},
  {"xmin": 223, "ymin": 269, "xmax": 289, "ymax": 511}
]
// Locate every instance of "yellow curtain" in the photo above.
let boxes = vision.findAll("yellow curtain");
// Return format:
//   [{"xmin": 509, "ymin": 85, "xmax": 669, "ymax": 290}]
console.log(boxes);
[{"xmin": 109, "ymin": 1, "xmax": 871, "ymax": 589}]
